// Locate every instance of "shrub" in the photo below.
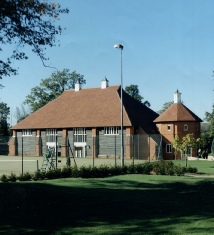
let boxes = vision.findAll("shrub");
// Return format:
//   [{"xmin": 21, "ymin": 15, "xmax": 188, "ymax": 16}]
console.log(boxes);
[
  {"xmin": 110, "ymin": 165, "xmax": 123, "ymax": 176},
  {"xmin": 142, "ymin": 162, "xmax": 153, "ymax": 175},
  {"xmin": 97, "ymin": 165, "xmax": 109, "ymax": 178},
  {"xmin": 71, "ymin": 167, "xmax": 80, "ymax": 178},
  {"xmin": 61, "ymin": 167, "xmax": 72, "ymax": 178},
  {"xmin": 127, "ymin": 164, "xmax": 136, "ymax": 174},
  {"xmin": 32, "ymin": 171, "xmax": 45, "ymax": 181},
  {"xmin": 174, "ymin": 165, "xmax": 186, "ymax": 176},
  {"xmin": 45, "ymin": 169, "xmax": 60, "ymax": 179},
  {"xmin": 153, "ymin": 161, "xmax": 175, "ymax": 175},
  {"xmin": 0, "ymin": 174, "xmax": 8, "ymax": 182},
  {"xmin": 122, "ymin": 165, "xmax": 128, "ymax": 174},
  {"xmin": 8, "ymin": 173, "xmax": 17, "ymax": 182},
  {"xmin": 187, "ymin": 166, "xmax": 198, "ymax": 174},
  {"xmin": 18, "ymin": 172, "xmax": 32, "ymax": 181}
]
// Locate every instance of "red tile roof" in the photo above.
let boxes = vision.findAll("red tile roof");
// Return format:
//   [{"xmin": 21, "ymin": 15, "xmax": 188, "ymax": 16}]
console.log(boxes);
[
  {"xmin": 11, "ymin": 86, "xmax": 159, "ymax": 133},
  {"xmin": 154, "ymin": 103, "xmax": 202, "ymax": 123}
]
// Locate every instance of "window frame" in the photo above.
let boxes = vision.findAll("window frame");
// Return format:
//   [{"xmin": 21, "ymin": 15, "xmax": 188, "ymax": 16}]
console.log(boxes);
[
  {"xmin": 166, "ymin": 144, "xmax": 172, "ymax": 153},
  {"xmin": 22, "ymin": 130, "xmax": 32, "ymax": 136},
  {"xmin": 167, "ymin": 125, "xmax": 171, "ymax": 131},
  {"xmin": 46, "ymin": 129, "xmax": 58, "ymax": 142},
  {"xmin": 184, "ymin": 124, "xmax": 188, "ymax": 131},
  {"xmin": 104, "ymin": 127, "xmax": 119, "ymax": 135},
  {"xmin": 74, "ymin": 128, "xmax": 86, "ymax": 142}
]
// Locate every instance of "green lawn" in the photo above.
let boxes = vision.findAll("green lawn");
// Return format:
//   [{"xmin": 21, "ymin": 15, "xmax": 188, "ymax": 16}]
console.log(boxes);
[
  {"xmin": 173, "ymin": 159, "xmax": 214, "ymax": 174},
  {"xmin": 0, "ymin": 174, "xmax": 214, "ymax": 234}
]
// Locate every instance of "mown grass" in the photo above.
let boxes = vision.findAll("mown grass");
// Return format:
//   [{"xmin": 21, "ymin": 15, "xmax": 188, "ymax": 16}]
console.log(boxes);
[
  {"xmin": 0, "ymin": 174, "xmax": 214, "ymax": 234},
  {"xmin": 173, "ymin": 160, "xmax": 214, "ymax": 174}
]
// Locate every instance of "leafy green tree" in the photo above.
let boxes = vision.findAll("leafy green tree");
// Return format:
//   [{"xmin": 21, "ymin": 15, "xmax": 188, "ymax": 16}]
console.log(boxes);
[
  {"xmin": 24, "ymin": 69, "xmax": 85, "ymax": 112},
  {"xmin": 211, "ymin": 138, "xmax": 214, "ymax": 156},
  {"xmin": 172, "ymin": 135, "xmax": 181, "ymax": 160},
  {"xmin": 0, "ymin": 102, "xmax": 10, "ymax": 136},
  {"xmin": 158, "ymin": 101, "xmax": 173, "ymax": 114},
  {"xmin": 125, "ymin": 84, "xmax": 150, "ymax": 107},
  {"xmin": 0, "ymin": 0, "xmax": 69, "ymax": 83},
  {"xmin": 205, "ymin": 104, "xmax": 214, "ymax": 138}
]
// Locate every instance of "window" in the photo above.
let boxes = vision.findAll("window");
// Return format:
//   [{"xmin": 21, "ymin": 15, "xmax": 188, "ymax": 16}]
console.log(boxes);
[
  {"xmin": 74, "ymin": 128, "xmax": 86, "ymax": 142},
  {"xmin": 167, "ymin": 125, "xmax": 171, "ymax": 131},
  {"xmin": 184, "ymin": 124, "xmax": 188, "ymax": 131},
  {"xmin": 22, "ymin": 130, "xmax": 32, "ymax": 136},
  {"xmin": 46, "ymin": 129, "xmax": 57, "ymax": 142},
  {"xmin": 104, "ymin": 127, "xmax": 119, "ymax": 135},
  {"xmin": 166, "ymin": 144, "xmax": 172, "ymax": 153}
]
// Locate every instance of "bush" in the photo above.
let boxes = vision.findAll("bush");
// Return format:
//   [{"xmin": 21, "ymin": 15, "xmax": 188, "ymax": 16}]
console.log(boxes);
[
  {"xmin": 187, "ymin": 166, "xmax": 198, "ymax": 174},
  {"xmin": 127, "ymin": 164, "xmax": 136, "ymax": 174},
  {"xmin": 153, "ymin": 161, "xmax": 175, "ymax": 175},
  {"xmin": 71, "ymin": 167, "xmax": 80, "ymax": 178},
  {"xmin": 32, "ymin": 171, "xmax": 46, "ymax": 181},
  {"xmin": 0, "ymin": 174, "xmax": 8, "ymax": 182},
  {"xmin": 18, "ymin": 172, "xmax": 32, "ymax": 181},
  {"xmin": 45, "ymin": 169, "xmax": 62, "ymax": 179},
  {"xmin": 61, "ymin": 167, "xmax": 72, "ymax": 178},
  {"xmin": 174, "ymin": 165, "xmax": 186, "ymax": 176},
  {"xmin": 109, "ymin": 166, "xmax": 123, "ymax": 176},
  {"xmin": 8, "ymin": 173, "xmax": 17, "ymax": 182}
]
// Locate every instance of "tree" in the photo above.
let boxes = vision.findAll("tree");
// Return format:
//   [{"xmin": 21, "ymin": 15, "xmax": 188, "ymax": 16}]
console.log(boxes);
[
  {"xmin": 0, "ymin": 0, "xmax": 69, "ymax": 83},
  {"xmin": 172, "ymin": 133, "xmax": 200, "ymax": 165},
  {"xmin": 0, "ymin": 102, "xmax": 10, "ymax": 136},
  {"xmin": 15, "ymin": 105, "xmax": 30, "ymax": 123},
  {"xmin": 125, "ymin": 84, "xmax": 150, "ymax": 107},
  {"xmin": 205, "ymin": 104, "xmax": 214, "ymax": 138},
  {"xmin": 157, "ymin": 101, "xmax": 173, "ymax": 114},
  {"xmin": 180, "ymin": 133, "xmax": 200, "ymax": 166},
  {"xmin": 172, "ymin": 135, "xmax": 181, "ymax": 160},
  {"xmin": 24, "ymin": 69, "xmax": 86, "ymax": 112},
  {"xmin": 211, "ymin": 138, "xmax": 214, "ymax": 156}
]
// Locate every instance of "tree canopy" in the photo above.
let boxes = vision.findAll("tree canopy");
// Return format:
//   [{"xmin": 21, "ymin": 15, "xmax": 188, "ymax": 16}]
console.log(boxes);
[
  {"xmin": 24, "ymin": 69, "xmax": 86, "ymax": 112},
  {"xmin": 157, "ymin": 101, "xmax": 173, "ymax": 114},
  {"xmin": 0, "ymin": 102, "xmax": 10, "ymax": 136},
  {"xmin": 125, "ymin": 84, "xmax": 150, "ymax": 107},
  {"xmin": 0, "ymin": 0, "xmax": 69, "ymax": 83},
  {"xmin": 205, "ymin": 104, "xmax": 214, "ymax": 138}
]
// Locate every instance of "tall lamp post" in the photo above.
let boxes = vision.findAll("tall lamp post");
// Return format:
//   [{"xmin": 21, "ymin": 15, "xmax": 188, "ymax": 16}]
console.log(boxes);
[{"xmin": 114, "ymin": 43, "xmax": 124, "ymax": 167}]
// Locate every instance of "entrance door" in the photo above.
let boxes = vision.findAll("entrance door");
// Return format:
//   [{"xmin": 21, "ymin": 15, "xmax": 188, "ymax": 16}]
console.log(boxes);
[{"xmin": 75, "ymin": 146, "xmax": 85, "ymax": 158}]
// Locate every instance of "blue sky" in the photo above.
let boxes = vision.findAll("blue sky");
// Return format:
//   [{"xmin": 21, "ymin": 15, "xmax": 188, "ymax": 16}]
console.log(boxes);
[{"xmin": 1, "ymin": 0, "xmax": 214, "ymax": 125}]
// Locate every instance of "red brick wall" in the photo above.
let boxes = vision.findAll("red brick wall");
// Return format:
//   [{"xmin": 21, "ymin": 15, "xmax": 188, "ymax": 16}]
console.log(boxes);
[{"xmin": 157, "ymin": 121, "xmax": 201, "ymax": 160}]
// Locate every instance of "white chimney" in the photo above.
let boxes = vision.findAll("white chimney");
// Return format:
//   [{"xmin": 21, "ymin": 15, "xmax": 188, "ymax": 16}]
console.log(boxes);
[
  {"xmin": 101, "ymin": 76, "xmax": 109, "ymax": 89},
  {"xmin": 75, "ymin": 79, "xmax": 81, "ymax": 91},
  {"xmin": 174, "ymin": 90, "xmax": 181, "ymax": 103}
]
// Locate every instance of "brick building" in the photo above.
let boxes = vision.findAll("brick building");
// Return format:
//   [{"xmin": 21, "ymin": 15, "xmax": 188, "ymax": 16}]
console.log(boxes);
[
  {"xmin": 154, "ymin": 90, "xmax": 202, "ymax": 159},
  {"xmin": 9, "ymin": 79, "xmax": 161, "ymax": 160}
]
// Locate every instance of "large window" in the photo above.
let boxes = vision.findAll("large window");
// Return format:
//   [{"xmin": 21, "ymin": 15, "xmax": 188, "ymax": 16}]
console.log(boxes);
[
  {"xmin": 46, "ymin": 129, "xmax": 57, "ymax": 142},
  {"xmin": 22, "ymin": 130, "xmax": 32, "ymax": 136},
  {"xmin": 104, "ymin": 127, "xmax": 119, "ymax": 135},
  {"xmin": 74, "ymin": 128, "xmax": 86, "ymax": 142},
  {"xmin": 166, "ymin": 144, "xmax": 172, "ymax": 153}
]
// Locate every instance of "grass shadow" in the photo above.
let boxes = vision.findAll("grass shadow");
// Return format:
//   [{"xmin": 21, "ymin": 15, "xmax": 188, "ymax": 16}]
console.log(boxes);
[{"xmin": 0, "ymin": 176, "xmax": 214, "ymax": 234}]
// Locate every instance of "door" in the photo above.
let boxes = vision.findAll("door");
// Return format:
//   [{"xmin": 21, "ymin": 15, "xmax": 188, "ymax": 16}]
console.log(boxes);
[{"xmin": 75, "ymin": 146, "xmax": 85, "ymax": 158}]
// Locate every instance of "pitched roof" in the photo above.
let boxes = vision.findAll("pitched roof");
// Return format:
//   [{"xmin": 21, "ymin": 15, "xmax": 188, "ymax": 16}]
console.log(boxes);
[
  {"xmin": 154, "ymin": 103, "xmax": 202, "ymax": 123},
  {"xmin": 11, "ymin": 85, "xmax": 159, "ymax": 133}
]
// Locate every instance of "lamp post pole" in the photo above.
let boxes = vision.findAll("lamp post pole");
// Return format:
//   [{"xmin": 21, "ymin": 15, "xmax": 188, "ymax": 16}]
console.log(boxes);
[{"xmin": 114, "ymin": 43, "xmax": 124, "ymax": 167}]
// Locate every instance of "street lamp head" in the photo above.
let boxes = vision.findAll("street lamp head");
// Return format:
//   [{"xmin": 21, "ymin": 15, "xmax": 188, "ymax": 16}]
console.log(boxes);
[{"xmin": 114, "ymin": 44, "xmax": 123, "ymax": 50}]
